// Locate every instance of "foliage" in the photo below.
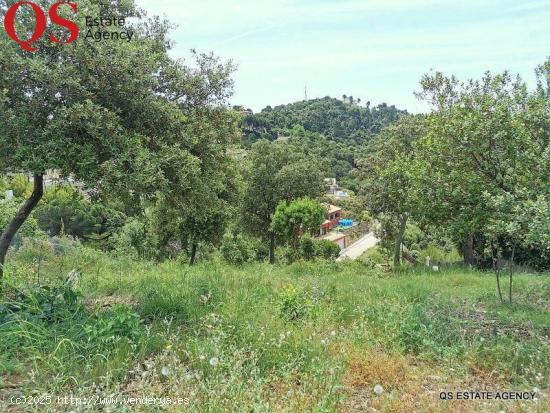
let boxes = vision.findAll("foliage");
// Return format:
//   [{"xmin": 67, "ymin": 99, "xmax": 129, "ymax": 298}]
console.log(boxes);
[
  {"xmin": 277, "ymin": 284, "xmax": 315, "ymax": 321},
  {"xmin": 220, "ymin": 230, "xmax": 255, "ymax": 265},
  {"xmin": 300, "ymin": 236, "xmax": 316, "ymax": 261},
  {"xmin": 271, "ymin": 198, "xmax": 325, "ymax": 246},
  {"xmin": 357, "ymin": 115, "xmax": 427, "ymax": 266},
  {"xmin": 414, "ymin": 65, "xmax": 550, "ymax": 268},
  {"xmin": 146, "ymin": 105, "xmax": 242, "ymax": 264},
  {"xmin": 0, "ymin": 200, "xmax": 43, "ymax": 241},
  {"xmin": 314, "ymin": 239, "xmax": 341, "ymax": 260},
  {"xmin": 0, "ymin": 0, "xmax": 238, "ymax": 279},
  {"xmin": 85, "ymin": 305, "xmax": 142, "ymax": 347},
  {"xmin": 242, "ymin": 97, "xmax": 407, "ymax": 144},
  {"xmin": 241, "ymin": 140, "xmax": 324, "ymax": 262},
  {"xmin": 34, "ymin": 191, "xmax": 125, "ymax": 239},
  {"xmin": 0, "ymin": 283, "xmax": 81, "ymax": 324},
  {"xmin": 5, "ymin": 175, "xmax": 32, "ymax": 198},
  {"xmin": 109, "ymin": 218, "xmax": 149, "ymax": 260}
]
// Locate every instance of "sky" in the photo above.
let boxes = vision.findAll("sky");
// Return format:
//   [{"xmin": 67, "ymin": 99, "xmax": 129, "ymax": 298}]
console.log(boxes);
[{"xmin": 137, "ymin": 0, "xmax": 550, "ymax": 113}]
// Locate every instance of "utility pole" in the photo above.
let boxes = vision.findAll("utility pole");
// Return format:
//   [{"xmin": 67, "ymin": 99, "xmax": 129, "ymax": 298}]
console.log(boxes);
[{"xmin": 304, "ymin": 85, "xmax": 308, "ymax": 101}]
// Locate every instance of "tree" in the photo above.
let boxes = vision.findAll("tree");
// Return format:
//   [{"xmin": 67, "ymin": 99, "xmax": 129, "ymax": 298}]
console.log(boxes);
[
  {"xmin": 145, "ymin": 106, "xmax": 241, "ymax": 265},
  {"xmin": 0, "ymin": 0, "xmax": 235, "ymax": 284},
  {"xmin": 357, "ymin": 115, "xmax": 427, "ymax": 267},
  {"xmin": 271, "ymin": 198, "xmax": 325, "ymax": 248},
  {"xmin": 414, "ymin": 62, "xmax": 550, "ymax": 300},
  {"xmin": 242, "ymin": 140, "xmax": 324, "ymax": 263}
]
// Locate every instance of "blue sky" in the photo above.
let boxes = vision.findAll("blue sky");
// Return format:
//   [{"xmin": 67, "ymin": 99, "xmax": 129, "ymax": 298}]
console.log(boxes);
[{"xmin": 138, "ymin": 0, "xmax": 550, "ymax": 113}]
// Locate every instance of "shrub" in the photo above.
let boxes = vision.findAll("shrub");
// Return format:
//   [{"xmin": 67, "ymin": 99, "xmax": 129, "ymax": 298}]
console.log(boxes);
[
  {"xmin": 220, "ymin": 231, "xmax": 254, "ymax": 265},
  {"xmin": 314, "ymin": 239, "xmax": 341, "ymax": 259},
  {"xmin": 7, "ymin": 174, "xmax": 32, "ymax": 198},
  {"xmin": 278, "ymin": 285, "xmax": 313, "ymax": 321},
  {"xmin": 110, "ymin": 218, "xmax": 148, "ymax": 259},
  {"xmin": 35, "ymin": 195, "xmax": 126, "ymax": 239},
  {"xmin": 280, "ymin": 245, "xmax": 300, "ymax": 264},
  {"xmin": 300, "ymin": 235, "xmax": 316, "ymax": 260}
]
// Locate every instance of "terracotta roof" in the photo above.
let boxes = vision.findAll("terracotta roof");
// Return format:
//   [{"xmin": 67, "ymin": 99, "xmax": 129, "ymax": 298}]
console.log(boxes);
[{"xmin": 327, "ymin": 204, "xmax": 342, "ymax": 214}]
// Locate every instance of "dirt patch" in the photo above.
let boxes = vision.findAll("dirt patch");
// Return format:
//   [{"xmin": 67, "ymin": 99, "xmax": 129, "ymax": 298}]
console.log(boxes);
[
  {"xmin": 0, "ymin": 374, "xmax": 24, "ymax": 413},
  {"xmin": 340, "ymin": 348, "xmax": 548, "ymax": 413}
]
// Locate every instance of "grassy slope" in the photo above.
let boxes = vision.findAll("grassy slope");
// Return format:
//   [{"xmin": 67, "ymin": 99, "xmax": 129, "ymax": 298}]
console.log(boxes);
[{"xmin": 0, "ymin": 239, "xmax": 548, "ymax": 412}]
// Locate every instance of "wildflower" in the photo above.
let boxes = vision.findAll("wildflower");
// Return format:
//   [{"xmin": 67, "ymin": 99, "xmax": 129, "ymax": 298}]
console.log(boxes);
[
  {"xmin": 374, "ymin": 384, "xmax": 384, "ymax": 395},
  {"xmin": 209, "ymin": 357, "xmax": 219, "ymax": 367},
  {"xmin": 321, "ymin": 339, "xmax": 328, "ymax": 346},
  {"xmin": 199, "ymin": 355, "xmax": 205, "ymax": 361},
  {"xmin": 330, "ymin": 330, "xmax": 336, "ymax": 337},
  {"xmin": 161, "ymin": 367, "xmax": 170, "ymax": 377},
  {"xmin": 480, "ymin": 337, "xmax": 485, "ymax": 342}
]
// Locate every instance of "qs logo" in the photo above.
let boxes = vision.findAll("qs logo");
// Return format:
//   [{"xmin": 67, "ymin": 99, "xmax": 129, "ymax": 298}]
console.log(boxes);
[{"xmin": 3, "ymin": 1, "xmax": 79, "ymax": 52}]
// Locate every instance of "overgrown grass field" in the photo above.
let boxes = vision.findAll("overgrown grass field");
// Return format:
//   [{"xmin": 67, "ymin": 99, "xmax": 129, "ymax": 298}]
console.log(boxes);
[{"xmin": 1, "ymin": 239, "xmax": 548, "ymax": 412}]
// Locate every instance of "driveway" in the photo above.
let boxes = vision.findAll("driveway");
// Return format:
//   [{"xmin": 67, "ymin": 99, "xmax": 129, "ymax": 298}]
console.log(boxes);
[{"xmin": 337, "ymin": 232, "xmax": 379, "ymax": 260}]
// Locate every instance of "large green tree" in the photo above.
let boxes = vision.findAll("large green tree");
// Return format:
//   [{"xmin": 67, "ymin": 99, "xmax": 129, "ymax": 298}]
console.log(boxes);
[
  {"xmin": 242, "ymin": 140, "xmax": 324, "ymax": 263},
  {"xmin": 0, "ymin": 0, "xmax": 236, "ymax": 283},
  {"xmin": 271, "ymin": 198, "xmax": 325, "ymax": 248},
  {"xmin": 358, "ymin": 115, "xmax": 427, "ymax": 267},
  {"xmin": 148, "ymin": 108, "xmax": 242, "ymax": 264},
  {"xmin": 414, "ymin": 63, "xmax": 550, "ymax": 300}
]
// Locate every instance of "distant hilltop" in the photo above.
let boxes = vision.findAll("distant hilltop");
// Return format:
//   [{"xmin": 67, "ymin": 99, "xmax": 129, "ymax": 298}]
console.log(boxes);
[{"xmin": 238, "ymin": 96, "xmax": 408, "ymax": 145}]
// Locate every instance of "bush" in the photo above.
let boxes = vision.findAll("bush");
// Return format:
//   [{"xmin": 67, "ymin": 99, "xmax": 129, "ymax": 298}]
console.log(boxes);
[
  {"xmin": 110, "ymin": 218, "xmax": 148, "ymax": 259},
  {"xmin": 34, "ymin": 195, "xmax": 126, "ymax": 239},
  {"xmin": 300, "ymin": 236, "xmax": 316, "ymax": 260},
  {"xmin": 314, "ymin": 239, "xmax": 341, "ymax": 259},
  {"xmin": 251, "ymin": 238, "xmax": 269, "ymax": 262},
  {"xmin": 7, "ymin": 174, "xmax": 32, "ymax": 198},
  {"xmin": 281, "ymin": 237, "xmax": 341, "ymax": 263},
  {"xmin": 220, "ymin": 231, "xmax": 254, "ymax": 265},
  {"xmin": 278, "ymin": 285, "xmax": 314, "ymax": 321},
  {"xmin": 280, "ymin": 245, "xmax": 300, "ymax": 265}
]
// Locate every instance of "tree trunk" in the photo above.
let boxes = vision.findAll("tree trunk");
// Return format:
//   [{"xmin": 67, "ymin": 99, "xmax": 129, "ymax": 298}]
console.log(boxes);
[
  {"xmin": 269, "ymin": 232, "xmax": 276, "ymax": 264},
  {"xmin": 492, "ymin": 243, "xmax": 503, "ymax": 304},
  {"xmin": 0, "ymin": 174, "xmax": 44, "ymax": 286},
  {"xmin": 189, "ymin": 242, "xmax": 197, "ymax": 265},
  {"xmin": 462, "ymin": 233, "xmax": 475, "ymax": 266},
  {"xmin": 509, "ymin": 245, "xmax": 515, "ymax": 304},
  {"xmin": 393, "ymin": 214, "xmax": 408, "ymax": 268}
]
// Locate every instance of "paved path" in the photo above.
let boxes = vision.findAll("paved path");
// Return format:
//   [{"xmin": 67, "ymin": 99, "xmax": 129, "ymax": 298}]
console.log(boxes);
[{"xmin": 337, "ymin": 232, "xmax": 379, "ymax": 260}]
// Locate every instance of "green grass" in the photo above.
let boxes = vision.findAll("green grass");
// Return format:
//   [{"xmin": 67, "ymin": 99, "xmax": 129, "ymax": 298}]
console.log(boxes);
[{"xmin": 0, "ymin": 239, "xmax": 548, "ymax": 412}]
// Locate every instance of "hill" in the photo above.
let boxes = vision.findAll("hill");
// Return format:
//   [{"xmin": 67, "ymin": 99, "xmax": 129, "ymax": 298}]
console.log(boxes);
[{"xmin": 241, "ymin": 97, "xmax": 408, "ymax": 145}]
